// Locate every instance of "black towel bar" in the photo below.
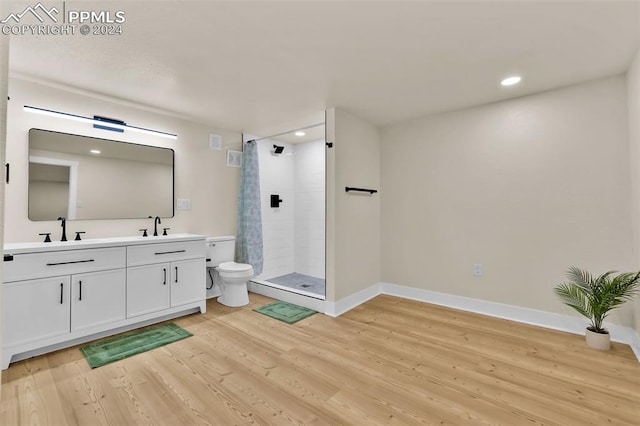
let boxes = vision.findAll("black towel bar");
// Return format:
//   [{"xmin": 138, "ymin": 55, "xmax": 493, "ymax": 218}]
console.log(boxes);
[{"xmin": 345, "ymin": 187, "xmax": 378, "ymax": 194}]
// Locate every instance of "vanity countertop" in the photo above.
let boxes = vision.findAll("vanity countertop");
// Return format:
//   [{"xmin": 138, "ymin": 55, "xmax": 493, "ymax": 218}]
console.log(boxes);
[{"xmin": 4, "ymin": 233, "xmax": 206, "ymax": 255}]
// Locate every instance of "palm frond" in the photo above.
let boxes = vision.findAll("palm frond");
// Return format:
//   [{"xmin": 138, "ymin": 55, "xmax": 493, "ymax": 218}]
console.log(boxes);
[
  {"xmin": 566, "ymin": 266, "xmax": 593, "ymax": 291},
  {"xmin": 554, "ymin": 266, "xmax": 640, "ymax": 333},
  {"xmin": 554, "ymin": 283, "xmax": 593, "ymax": 322}
]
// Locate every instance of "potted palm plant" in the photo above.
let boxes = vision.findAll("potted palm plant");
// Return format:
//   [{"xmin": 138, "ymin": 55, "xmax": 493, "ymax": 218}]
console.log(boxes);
[{"xmin": 554, "ymin": 266, "xmax": 640, "ymax": 350}]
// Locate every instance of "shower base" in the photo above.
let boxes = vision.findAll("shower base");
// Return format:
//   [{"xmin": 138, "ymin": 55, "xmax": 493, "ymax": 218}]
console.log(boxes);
[
  {"xmin": 248, "ymin": 279, "xmax": 325, "ymax": 312},
  {"xmin": 266, "ymin": 273, "xmax": 325, "ymax": 297}
]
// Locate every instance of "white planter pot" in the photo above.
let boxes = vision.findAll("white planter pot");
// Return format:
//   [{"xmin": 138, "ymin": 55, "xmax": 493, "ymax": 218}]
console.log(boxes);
[{"xmin": 585, "ymin": 327, "xmax": 610, "ymax": 350}]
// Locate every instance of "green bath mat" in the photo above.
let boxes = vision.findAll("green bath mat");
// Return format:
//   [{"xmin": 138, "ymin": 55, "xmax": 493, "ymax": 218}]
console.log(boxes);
[
  {"xmin": 80, "ymin": 323, "xmax": 192, "ymax": 368},
  {"xmin": 253, "ymin": 301, "xmax": 317, "ymax": 324}
]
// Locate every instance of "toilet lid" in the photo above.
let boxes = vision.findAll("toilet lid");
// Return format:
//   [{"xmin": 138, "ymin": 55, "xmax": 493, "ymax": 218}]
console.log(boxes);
[{"xmin": 218, "ymin": 261, "xmax": 253, "ymax": 273}]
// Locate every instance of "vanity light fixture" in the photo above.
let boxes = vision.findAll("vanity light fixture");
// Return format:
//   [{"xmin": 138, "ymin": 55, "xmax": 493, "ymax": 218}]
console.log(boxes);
[
  {"xmin": 294, "ymin": 131, "xmax": 306, "ymax": 137},
  {"xmin": 501, "ymin": 76, "xmax": 522, "ymax": 86},
  {"xmin": 23, "ymin": 105, "xmax": 178, "ymax": 140},
  {"xmin": 90, "ymin": 149, "xmax": 101, "ymax": 154}
]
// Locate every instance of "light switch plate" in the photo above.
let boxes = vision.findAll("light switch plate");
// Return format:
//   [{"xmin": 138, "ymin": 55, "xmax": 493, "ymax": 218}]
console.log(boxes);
[
  {"xmin": 176, "ymin": 198, "xmax": 192, "ymax": 210},
  {"xmin": 209, "ymin": 133, "xmax": 222, "ymax": 150}
]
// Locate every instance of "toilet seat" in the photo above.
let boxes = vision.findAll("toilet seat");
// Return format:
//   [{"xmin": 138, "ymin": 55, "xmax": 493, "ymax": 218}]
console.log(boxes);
[{"xmin": 218, "ymin": 262, "xmax": 252, "ymax": 273}]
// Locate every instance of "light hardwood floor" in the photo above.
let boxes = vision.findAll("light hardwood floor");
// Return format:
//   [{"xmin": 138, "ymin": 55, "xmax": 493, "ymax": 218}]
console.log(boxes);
[{"xmin": 1, "ymin": 293, "xmax": 639, "ymax": 425}]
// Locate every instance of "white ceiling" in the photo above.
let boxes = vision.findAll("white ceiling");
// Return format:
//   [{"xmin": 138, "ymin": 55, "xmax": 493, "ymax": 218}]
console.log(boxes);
[{"xmin": 7, "ymin": 1, "xmax": 640, "ymax": 137}]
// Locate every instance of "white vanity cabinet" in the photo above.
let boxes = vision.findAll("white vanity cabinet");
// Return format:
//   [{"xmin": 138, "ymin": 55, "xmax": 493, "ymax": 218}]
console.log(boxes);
[
  {"xmin": 170, "ymin": 258, "xmax": 206, "ymax": 307},
  {"xmin": 126, "ymin": 240, "xmax": 206, "ymax": 317},
  {"xmin": 2, "ymin": 276, "xmax": 71, "ymax": 347},
  {"xmin": 126, "ymin": 263, "xmax": 171, "ymax": 317},
  {"xmin": 71, "ymin": 269, "xmax": 127, "ymax": 333},
  {"xmin": 3, "ymin": 247, "xmax": 126, "ymax": 347},
  {"xmin": 2, "ymin": 234, "xmax": 207, "ymax": 370}
]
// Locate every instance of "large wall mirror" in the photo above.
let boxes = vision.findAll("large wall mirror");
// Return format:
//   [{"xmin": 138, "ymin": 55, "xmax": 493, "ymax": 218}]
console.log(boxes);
[{"xmin": 28, "ymin": 128, "xmax": 174, "ymax": 221}]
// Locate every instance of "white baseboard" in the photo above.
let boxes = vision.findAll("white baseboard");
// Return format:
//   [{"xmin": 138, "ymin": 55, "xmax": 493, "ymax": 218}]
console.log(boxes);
[
  {"xmin": 324, "ymin": 284, "xmax": 382, "ymax": 317},
  {"xmin": 631, "ymin": 328, "xmax": 640, "ymax": 361},
  {"xmin": 326, "ymin": 281, "xmax": 640, "ymax": 362}
]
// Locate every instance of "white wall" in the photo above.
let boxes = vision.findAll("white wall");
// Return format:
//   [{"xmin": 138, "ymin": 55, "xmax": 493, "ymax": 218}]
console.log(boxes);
[
  {"xmin": 294, "ymin": 140, "xmax": 325, "ymax": 278},
  {"xmin": 381, "ymin": 76, "xmax": 636, "ymax": 327},
  {"xmin": 0, "ymin": 32, "xmax": 9, "ymax": 385},
  {"xmin": 628, "ymin": 49, "xmax": 640, "ymax": 336},
  {"xmin": 329, "ymin": 108, "xmax": 381, "ymax": 301},
  {"xmin": 5, "ymin": 77, "xmax": 241, "ymax": 242}
]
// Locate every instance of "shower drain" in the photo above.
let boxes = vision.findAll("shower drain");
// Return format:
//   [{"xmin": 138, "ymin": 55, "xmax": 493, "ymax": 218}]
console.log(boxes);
[{"xmin": 300, "ymin": 283, "xmax": 311, "ymax": 288}]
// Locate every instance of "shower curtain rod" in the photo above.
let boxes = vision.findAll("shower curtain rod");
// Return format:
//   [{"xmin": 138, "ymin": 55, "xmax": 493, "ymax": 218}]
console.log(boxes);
[{"xmin": 247, "ymin": 122, "xmax": 325, "ymax": 143}]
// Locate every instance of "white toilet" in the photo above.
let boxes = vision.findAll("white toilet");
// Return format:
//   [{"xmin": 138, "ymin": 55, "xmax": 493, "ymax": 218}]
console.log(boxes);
[{"xmin": 206, "ymin": 236, "xmax": 253, "ymax": 307}]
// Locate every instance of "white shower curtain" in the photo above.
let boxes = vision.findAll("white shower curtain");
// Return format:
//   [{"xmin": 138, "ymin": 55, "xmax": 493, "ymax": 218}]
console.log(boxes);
[{"xmin": 235, "ymin": 140, "xmax": 263, "ymax": 275}]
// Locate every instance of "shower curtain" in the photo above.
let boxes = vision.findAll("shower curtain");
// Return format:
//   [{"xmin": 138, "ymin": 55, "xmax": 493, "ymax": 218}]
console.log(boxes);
[{"xmin": 235, "ymin": 140, "xmax": 264, "ymax": 275}]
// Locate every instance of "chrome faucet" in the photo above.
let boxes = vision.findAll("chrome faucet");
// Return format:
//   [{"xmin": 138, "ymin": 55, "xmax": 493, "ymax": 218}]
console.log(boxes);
[
  {"xmin": 149, "ymin": 216, "xmax": 161, "ymax": 236},
  {"xmin": 57, "ymin": 216, "xmax": 67, "ymax": 241}
]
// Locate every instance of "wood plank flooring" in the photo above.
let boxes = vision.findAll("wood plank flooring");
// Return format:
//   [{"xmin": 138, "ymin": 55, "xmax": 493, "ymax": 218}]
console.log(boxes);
[{"xmin": 1, "ymin": 293, "xmax": 639, "ymax": 425}]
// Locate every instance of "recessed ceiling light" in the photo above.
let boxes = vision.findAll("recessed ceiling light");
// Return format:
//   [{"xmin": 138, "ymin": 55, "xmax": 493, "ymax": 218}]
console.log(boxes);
[
  {"xmin": 501, "ymin": 76, "xmax": 522, "ymax": 86},
  {"xmin": 295, "ymin": 131, "xmax": 306, "ymax": 137},
  {"xmin": 90, "ymin": 149, "xmax": 101, "ymax": 154}
]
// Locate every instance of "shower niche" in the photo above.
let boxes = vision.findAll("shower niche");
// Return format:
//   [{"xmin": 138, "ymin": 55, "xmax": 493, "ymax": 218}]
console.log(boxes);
[{"xmin": 243, "ymin": 122, "xmax": 326, "ymax": 302}]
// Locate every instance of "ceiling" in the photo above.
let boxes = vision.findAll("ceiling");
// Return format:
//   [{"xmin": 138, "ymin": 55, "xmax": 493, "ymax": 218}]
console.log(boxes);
[{"xmin": 7, "ymin": 1, "xmax": 640, "ymax": 137}]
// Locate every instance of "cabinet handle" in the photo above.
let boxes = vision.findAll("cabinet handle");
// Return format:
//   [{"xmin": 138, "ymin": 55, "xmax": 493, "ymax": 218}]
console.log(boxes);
[
  {"xmin": 60, "ymin": 283, "xmax": 63, "ymax": 304},
  {"xmin": 79, "ymin": 280, "xmax": 82, "ymax": 301},
  {"xmin": 47, "ymin": 259, "xmax": 95, "ymax": 266},
  {"xmin": 163, "ymin": 268, "xmax": 167, "ymax": 285},
  {"xmin": 154, "ymin": 250, "xmax": 186, "ymax": 255},
  {"xmin": 175, "ymin": 266, "xmax": 178, "ymax": 283}
]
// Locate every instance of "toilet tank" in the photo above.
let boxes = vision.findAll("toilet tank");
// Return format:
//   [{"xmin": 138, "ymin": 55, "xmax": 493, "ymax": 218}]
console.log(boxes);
[{"xmin": 206, "ymin": 236, "xmax": 235, "ymax": 267}]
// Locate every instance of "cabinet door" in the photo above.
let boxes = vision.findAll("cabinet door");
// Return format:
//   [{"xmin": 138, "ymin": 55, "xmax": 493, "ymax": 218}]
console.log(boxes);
[
  {"xmin": 71, "ymin": 269, "xmax": 126, "ymax": 333},
  {"xmin": 2, "ymin": 277, "xmax": 71, "ymax": 347},
  {"xmin": 127, "ymin": 263, "xmax": 171, "ymax": 317},
  {"xmin": 170, "ymin": 258, "xmax": 205, "ymax": 307}
]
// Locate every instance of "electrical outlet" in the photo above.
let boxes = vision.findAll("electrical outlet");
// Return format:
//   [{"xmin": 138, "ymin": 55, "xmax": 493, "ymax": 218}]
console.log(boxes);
[
  {"xmin": 473, "ymin": 263, "xmax": 483, "ymax": 277},
  {"xmin": 176, "ymin": 198, "xmax": 192, "ymax": 210}
]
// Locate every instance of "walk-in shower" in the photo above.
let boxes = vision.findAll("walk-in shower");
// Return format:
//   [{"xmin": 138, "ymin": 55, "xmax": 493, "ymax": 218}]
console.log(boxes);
[{"xmin": 242, "ymin": 123, "xmax": 326, "ymax": 302}]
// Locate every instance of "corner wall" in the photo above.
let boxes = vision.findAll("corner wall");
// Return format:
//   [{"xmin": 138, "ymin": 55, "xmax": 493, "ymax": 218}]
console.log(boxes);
[
  {"xmin": 327, "ymin": 108, "xmax": 381, "ymax": 302},
  {"xmin": 381, "ymin": 76, "xmax": 636, "ymax": 327},
  {"xmin": 5, "ymin": 77, "xmax": 241, "ymax": 243},
  {"xmin": 628, "ymin": 49, "xmax": 640, "ymax": 337},
  {"xmin": 0, "ymin": 32, "xmax": 9, "ymax": 389}
]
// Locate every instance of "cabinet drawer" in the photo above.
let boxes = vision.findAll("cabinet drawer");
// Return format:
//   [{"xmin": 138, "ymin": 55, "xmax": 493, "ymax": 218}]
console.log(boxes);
[
  {"xmin": 3, "ymin": 247, "xmax": 126, "ymax": 282},
  {"xmin": 127, "ymin": 240, "xmax": 205, "ymax": 267}
]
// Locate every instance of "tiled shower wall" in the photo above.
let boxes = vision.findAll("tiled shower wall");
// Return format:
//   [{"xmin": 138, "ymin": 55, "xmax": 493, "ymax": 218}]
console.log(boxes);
[
  {"xmin": 255, "ymin": 139, "xmax": 325, "ymax": 280},
  {"xmin": 256, "ymin": 140, "xmax": 296, "ymax": 280},
  {"xmin": 293, "ymin": 140, "xmax": 325, "ymax": 278}
]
